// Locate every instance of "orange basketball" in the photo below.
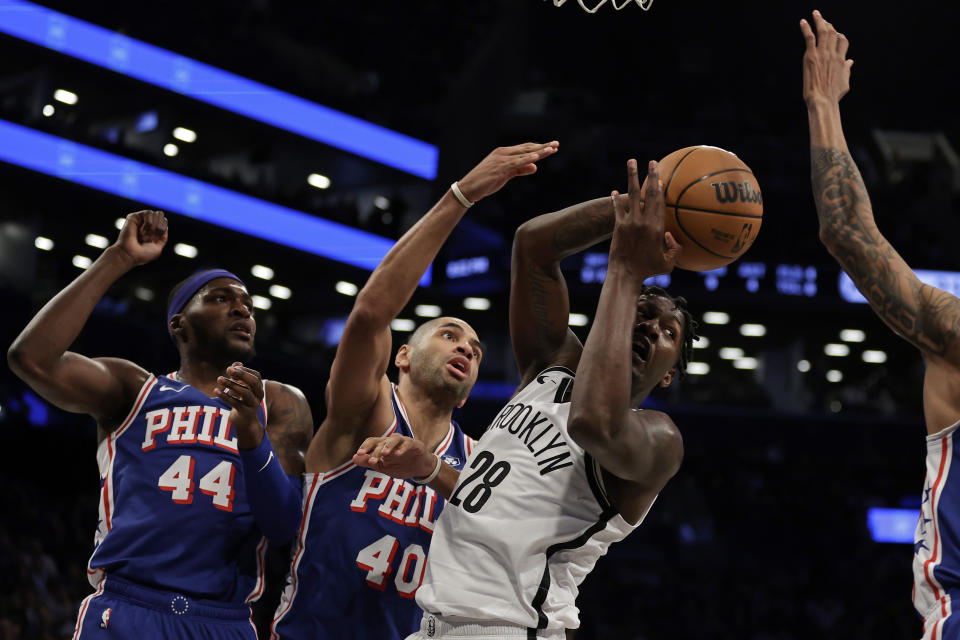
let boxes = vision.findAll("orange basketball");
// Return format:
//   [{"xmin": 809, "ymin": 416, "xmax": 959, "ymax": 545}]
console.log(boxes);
[{"xmin": 651, "ymin": 145, "xmax": 763, "ymax": 272}]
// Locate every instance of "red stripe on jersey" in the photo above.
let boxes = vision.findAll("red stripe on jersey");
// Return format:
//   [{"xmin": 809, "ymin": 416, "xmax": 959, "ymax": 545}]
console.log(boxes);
[
  {"xmin": 102, "ymin": 437, "xmax": 114, "ymax": 530},
  {"xmin": 72, "ymin": 576, "xmax": 105, "ymax": 639},
  {"xmin": 245, "ymin": 536, "xmax": 268, "ymax": 602},
  {"xmin": 434, "ymin": 424, "xmax": 455, "ymax": 456},
  {"xmin": 270, "ymin": 474, "xmax": 322, "ymax": 638},
  {"xmin": 115, "ymin": 377, "xmax": 157, "ymax": 438},
  {"xmin": 924, "ymin": 435, "xmax": 951, "ymax": 601}
]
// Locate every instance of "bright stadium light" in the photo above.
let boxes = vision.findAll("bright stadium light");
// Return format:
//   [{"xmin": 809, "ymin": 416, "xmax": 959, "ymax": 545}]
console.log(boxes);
[
  {"xmin": 391, "ymin": 318, "xmax": 415, "ymax": 332},
  {"xmin": 739, "ymin": 324, "xmax": 766, "ymax": 337},
  {"xmin": 34, "ymin": 236, "xmax": 54, "ymax": 251},
  {"xmin": 53, "ymin": 88, "xmax": 78, "ymax": 105},
  {"xmin": 336, "ymin": 281, "xmax": 358, "ymax": 296},
  {"xmin": 72, "ymin": 255, "xmax": 92, "ymax": 269},
  {"xmin": 703, "ymin": 311, "xmax": 730, "ymax": 325},
  {"xmin": 269, "ymin": 284, "xmax": 291, "ymax": 300},
  {"xmin": 693, "ymin": 336, "xmax": 710, "ymax": 349},
  {"xmin": 308, "ymin": 173, "xmax": 331, "ymax": 190},
  {"xmin": 173, "ymin": 243, "xmax": 197, "ymax": 258},
  {"xmin": 463, "ymin": 297, "xmax": 491, "ymax": 311},
  {"xmin": 862, "ymin": 350, "xmax": 888, "ymax": 364},
  {"xmin": 415, "ymin": 305, "xmax": 442, "ymax": 318},
  {"xmin": 718, "ymin": 347, "xmax": 744, "ymax": 360},
  {"xmin": 824, "ymin": 343, "xmax": 850, "ymax": 357},
  {"xmin": 826, "ymin": 369, "xmax": 843, "ymax": 382},
  {"xmin": 840, "ymin": 329, "xmax": 866, "ymax": 343},
  {"xmin": 173, "ymin": 127, "xmax": 197, "ymax": 143},
  {"xmin": 733, "ymin": 357, "xmax": 758, "ymax": 370},
  {"xmin": 687, "ymin": 362, "xmax": 710, "ymax": 375},
  {"xmin": 251, "ymin": 295, "xmax": 271, "ymax": 310},
  {"xmin": 568, "ymin": 313, "xmax": 589, "ymax": 326},
  {"xmin": 85, "ymin": 233, "xmax": 109, "ymax": 249},
  {"xmin": 251, "ymin": 265, "xmax": 274, "ymax": 280},
  {"xmin": 42, "ymin": 104, "xmax": 54, "ymax": 117},
  {"xmin": 797, "ymin": 359, "xmax": 811, "ymax": 372}
]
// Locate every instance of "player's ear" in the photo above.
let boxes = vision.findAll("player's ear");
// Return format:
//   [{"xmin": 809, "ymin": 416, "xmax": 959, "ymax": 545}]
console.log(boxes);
[
  {"xmin": 169, "ymin": 314, "xmax": 185, "ymax": 342},
  {"xmin": 395, "ymin": 344, "xmax": 411, "ymax": 372},
  {"xmin": 659, "ymin": 368, "xmax": 676, "ymax": 388}
]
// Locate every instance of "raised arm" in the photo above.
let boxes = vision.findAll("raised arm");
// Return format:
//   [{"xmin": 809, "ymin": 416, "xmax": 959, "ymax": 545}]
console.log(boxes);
[
  {"xmin": 510, "ymin": 194, "xmax": 628, "ymax": 386},
  {"xmin": 568, "ymin": 160, "xmax": 683, "ymax": 522},
  {"xmin": 6, "ymin": 211, "xmax": 167, "ymax": 428},
  {"xmin": 310, "ymin": 142, "xmax": 558, "ymax": 467},
  {"xmin": 802, "ymin": 12, "xmax": 960, "ymax": 432}
]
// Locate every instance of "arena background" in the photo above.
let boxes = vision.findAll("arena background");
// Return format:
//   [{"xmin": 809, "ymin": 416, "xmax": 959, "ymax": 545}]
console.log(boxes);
[{"xmin": 1, "ymin": 0, "xmax": 958, "ymax": 637}]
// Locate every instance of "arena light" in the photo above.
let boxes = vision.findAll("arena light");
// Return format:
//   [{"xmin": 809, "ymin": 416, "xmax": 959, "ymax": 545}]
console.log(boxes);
[
  {"xmin": 415, "ymin": 304, "xmax": 442, "ymax": 318},
  {"xmin": 307, "ymin": 173, "xmax": 331, "ymax": 190},
  {"xmin": 692, "ymin": 336, "xmax": 709, "ymax": 349},
  {"xmin": 251, "ymin": 265, "xmax": 274, "ymax": 280},
  {"xmin": 568, "ymin": 313, "xmax": 589, "ymax": 327},
  {"xmin": 867, "ymin": 508, "xmax": 919, "ymax": 544},
  {"xmin": 163, "ymin": 143, "xmax": 179, "ymax": 157},
  {"xmin": 463, "ymin": 297, "xmax": 491, "ymax": 311},
  {"xmin": 733, "ymin": 357, "xmax": 758, "ymax": 370},
  {"xmin": 824, "ymin": 343, "xmax": 850, "ymax": 357},
  {"xmin": 739, "ymin": 323, "xmax": 766, "ymax": 337},
  {"xmin": 335, "ymin": 281, "xmax": 358, "ymax": 296},
  {"xmin": 797, "ymin": 359, "xmax": 811, "ymax": 372},
  {"xmin": 391, "ymin": 318, "xmax": 415, "ymax": 332},
  {"xmin": 0, "ymin": 119, "xmax": 428, "ymax": 283},
  {"xmin": 251, "ymin": 295, "xmax": 272, "ymax": 310},
  {"xmin": 134, "ymin": 286, "xmax": 154, "ymax": 301},
  {"xmin": 72, "ymin": 254, "xmax": 92, "ymax": 269},
  {"xmin": 84, "ymin": 233, "xmax": 108, "ymax": 249},
  {"xmin": 686, "ymin": 362, "xmax": 710, "ymax": 375},
  {"xmin": 840, "ymin": 329, "xmax": 866, "ymax": 343},
  {"xmin": 42, "ymin": 104, "xmax": 54, "ymax": 117},
  {"xmin": 718, "ymin": 347, "xmax": 744, "ymax": 360},
  {"xmin": 53, "ymin": 88, "xmax": 77, "ymax": 105},
  {"xmin": 0, "ymin": 1, "xmax": 438, "ymax": 178},
  {"xmin": 269, "ymin": 284, "xmax": 291, "ymax": 300},
  {"xmin": 34, "ymin": 236, "xmax": 53, "ymax": 250},
  {"xmin": 172, "ymin": 127, "xmax": 197, "ymax": 143},
  {"xmin": 826, "ymin": 369, "xmax": 843, "ymax": 383},
  {"xmin": 863, "ymin": 350, "xmax": 888, "ymax": 364},
  {"xmin": 114, "ymin": 217, "xmax": 126, "ymax": 230},
  {"xmin": 173, "ymin": 243, "xmax": 197, "ymax": 258},
  {"xmin": 702, "ymin": 311, "xmax": 729, "ymax": 325}
]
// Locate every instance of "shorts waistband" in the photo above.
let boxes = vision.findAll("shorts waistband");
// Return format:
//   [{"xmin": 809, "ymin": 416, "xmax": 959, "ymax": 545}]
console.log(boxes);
[
  {"xmin": 419, "ymin": 614, "xmax": 566, "ymax": 638},
  {"xmin": 102, "ymin": 577, "xmax": 252, "ymax": 621}
]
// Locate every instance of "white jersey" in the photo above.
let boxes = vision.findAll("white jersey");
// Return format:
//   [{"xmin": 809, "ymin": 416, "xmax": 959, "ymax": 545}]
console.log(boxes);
[{"xmin": 416, "ymin": 367, "xmax": 644, "ymax": 632}]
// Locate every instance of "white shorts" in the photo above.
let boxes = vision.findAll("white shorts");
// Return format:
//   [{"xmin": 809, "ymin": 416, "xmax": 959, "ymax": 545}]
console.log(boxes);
[{"xmin": 406, "ymin": 614, "xmax": 567, "ymax": 640}]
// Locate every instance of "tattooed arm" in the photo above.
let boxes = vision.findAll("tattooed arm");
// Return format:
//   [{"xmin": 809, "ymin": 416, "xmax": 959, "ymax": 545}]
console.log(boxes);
[
  {"xmin": 802, "ymin": 11, "xmax": 960, "ymax": 433},
  {"xmin": 510, "ymin": 194, "xmax": 626, "ymax": 386}
]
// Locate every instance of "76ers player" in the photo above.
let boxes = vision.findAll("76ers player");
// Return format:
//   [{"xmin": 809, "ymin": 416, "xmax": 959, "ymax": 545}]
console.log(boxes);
[
  {"xmin": 354, "ymin": 159, "xmax": 698, "ymax": 638},
  {"xmin": 7, "ymin": 211, "xmax": 313, "ymax": 639},
  {"xmin": 270, "ymin": 141, "xmax": 558, "ymax": 639},
  {"xmin": 802, "ymin": 12, "xmax": 960, "ymax": 639}
]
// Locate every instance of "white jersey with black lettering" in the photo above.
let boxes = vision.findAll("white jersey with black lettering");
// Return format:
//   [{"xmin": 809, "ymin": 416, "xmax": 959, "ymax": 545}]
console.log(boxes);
[{"xmin": 415, "ymin": 366, "xmax": 645, "ymax": 633}]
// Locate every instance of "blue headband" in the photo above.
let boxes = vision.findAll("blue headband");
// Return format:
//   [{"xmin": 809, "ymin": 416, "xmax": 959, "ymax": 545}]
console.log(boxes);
[{"xmin": 167, "ymin": 269, "xmax": 245, "ymax": 336}]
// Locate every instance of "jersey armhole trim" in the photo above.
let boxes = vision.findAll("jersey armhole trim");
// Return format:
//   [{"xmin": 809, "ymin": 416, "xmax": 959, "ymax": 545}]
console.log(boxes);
[{"xmin": 584, "ymin": 453, "xmax": 613, "ymax": 512}]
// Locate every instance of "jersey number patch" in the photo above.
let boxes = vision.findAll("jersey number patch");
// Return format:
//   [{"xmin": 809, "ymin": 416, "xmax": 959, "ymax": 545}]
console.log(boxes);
[
  {"xmin": 355, "ymin": 534, "xmax": 426, "ymax": 598},
  {"xmin": 448, "ymin": 451, "xmax": 511, "ymax": 513},
  {"xmin": 158, "ymin": 455, "xmax": 236, "ymax": 511}
]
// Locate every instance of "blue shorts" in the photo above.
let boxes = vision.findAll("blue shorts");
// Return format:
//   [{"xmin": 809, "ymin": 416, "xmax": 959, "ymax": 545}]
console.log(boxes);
[{"xmin": 73, "ymin": 577, "xmax": 257, "ymax": 640}]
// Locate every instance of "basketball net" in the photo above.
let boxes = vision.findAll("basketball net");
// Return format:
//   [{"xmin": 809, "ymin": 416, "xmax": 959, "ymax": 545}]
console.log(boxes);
[{"xmin": 546, "ymin": 0, "xmax": 654, "ymax": 12}]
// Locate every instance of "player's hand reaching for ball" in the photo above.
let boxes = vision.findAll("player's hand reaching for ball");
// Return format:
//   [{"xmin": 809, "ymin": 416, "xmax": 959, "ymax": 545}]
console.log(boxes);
[
  {"xmin": 455, "ymin": 141, "xmax": 559, "ymax": 205},
  {"xmin": 113, "ymin": 210, "xmax": 168, "ymax": 267},
  {"xmin": 800, "ymin": 10, "xmax": 853, "ymax": 107},
  {"xmin": 610, "ymin": 159, "xmax": 681, "ymax": 277},
  {"xmin": 216, "ymin": 363, "xmax": 266, "ymax": 449},
  {"xmin": 353, "ymin": 433, "xmax": 436, "ymax": 480}
]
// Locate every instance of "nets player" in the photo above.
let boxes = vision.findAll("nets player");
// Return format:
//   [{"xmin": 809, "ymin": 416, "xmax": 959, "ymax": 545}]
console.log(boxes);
[
  {"xmin": 801, "ymin": 11, "xmax": 960, "ymax": 639},
  {"xmin": 269, "ymin": 142, "xmax": 558, "ymax": 639},
  {"xmin": 7, "ymin": 211, "xmax": 313, "ymax": 639},
  {"xmin": 353, "ymin": 158, "xmax": 697, "ymax": 637}
]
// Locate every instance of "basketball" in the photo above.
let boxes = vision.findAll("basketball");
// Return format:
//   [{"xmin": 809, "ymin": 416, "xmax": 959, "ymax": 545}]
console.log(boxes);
[{"xmin": 650, "ymin": 145, "xmax": 763, "ymax": 272}]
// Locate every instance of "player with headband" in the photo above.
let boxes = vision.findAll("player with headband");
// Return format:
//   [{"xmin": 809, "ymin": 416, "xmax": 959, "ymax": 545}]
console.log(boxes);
[{"xmin": 7, "ymin": 210, "xmax": 313, "ymax": 639}]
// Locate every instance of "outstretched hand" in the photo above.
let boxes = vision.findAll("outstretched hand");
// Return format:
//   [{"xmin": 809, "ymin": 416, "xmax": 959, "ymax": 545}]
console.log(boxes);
[
  {"xmin": 456, "ymin": 141, "xmax": 559, "ymax": 204},
  {"xmin": 800, "ymin": 10, "xmax": 853, "ymax": 106},
  {"xmin": 114, "ymin": 210, "xmax": 168, "ymax": 267},
  {"xmin": 353, "ymin": 433, "xmax": 437, "ymax": 480},
  {"xmin": 610, "ymin": 159, "xmax": 681, "ymax": 277}
]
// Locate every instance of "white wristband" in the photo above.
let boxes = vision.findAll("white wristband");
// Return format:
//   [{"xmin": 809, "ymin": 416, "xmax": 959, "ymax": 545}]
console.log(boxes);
[
  {"xmin": 413, "ymin": 454, "xmax": 442, "ymax": 485},
  {"xmin": 450, "ymin": 181, "xmax": 475, "ymax": 208}
]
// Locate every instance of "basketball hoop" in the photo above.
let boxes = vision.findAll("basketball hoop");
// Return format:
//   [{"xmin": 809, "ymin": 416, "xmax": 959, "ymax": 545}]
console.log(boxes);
[{"xmin": 545, "ymin": 0, "xmax": 654, "ymax": 13}]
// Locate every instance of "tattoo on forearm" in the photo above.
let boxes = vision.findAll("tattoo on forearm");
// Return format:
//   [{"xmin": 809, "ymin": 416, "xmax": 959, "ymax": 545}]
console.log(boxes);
[
  {"xmin": 551, "ymin": 201, "xmax": 614, "ymax": 255},
  {"xmin": 269, "ymin": 385, "xmax": 311, "ymax": 475},
  {"xmin": 811, "ymin": 146, "xmax": 960, "ymax": 356}
]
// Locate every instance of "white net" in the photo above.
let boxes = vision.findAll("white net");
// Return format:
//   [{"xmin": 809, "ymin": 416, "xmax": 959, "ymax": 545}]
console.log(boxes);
[{"xmin": 546, "ymin": 0, "xmax": 654, "ymax": 12}]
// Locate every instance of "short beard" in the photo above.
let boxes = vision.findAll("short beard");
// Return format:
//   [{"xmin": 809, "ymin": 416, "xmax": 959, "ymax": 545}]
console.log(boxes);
[
  {"xmin": 408, "ymin": 350, "xmax": 470, "ymax": 406},
  {"xmin": 188, "ymin": 321, "xmax": 256, "ymax": 364}
]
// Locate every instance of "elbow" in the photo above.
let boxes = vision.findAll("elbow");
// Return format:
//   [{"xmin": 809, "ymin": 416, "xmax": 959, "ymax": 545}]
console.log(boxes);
[
  {"xmin": 349, "ymin": 293, "xmax": 391, "ymax": 331},
  {"xmin": 6, "ymin": 340, "xmax": 35, "ymax": 381}
]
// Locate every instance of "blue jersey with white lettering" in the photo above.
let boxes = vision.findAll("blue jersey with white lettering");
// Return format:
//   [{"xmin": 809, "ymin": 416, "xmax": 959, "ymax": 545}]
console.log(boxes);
[
  {"xmin": 87, "ymin": 373, "xmax": 269, "ymax": 604},
  {"xmin": 271, "ymin": 384, "xmax": 473, "ymax": 640}
]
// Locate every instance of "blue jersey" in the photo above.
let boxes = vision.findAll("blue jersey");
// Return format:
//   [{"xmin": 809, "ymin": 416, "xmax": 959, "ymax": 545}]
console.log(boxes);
[
  {"xmin": 87, "ymin": 373, "xmax": 269, "ymax": 604},
  {"xmin": 271, "ymin": 384, "xmax": 474, "ymax": 640},
  {"xmin": 915, "ymin": 420, "xmax": 960, "ymax": 640}
]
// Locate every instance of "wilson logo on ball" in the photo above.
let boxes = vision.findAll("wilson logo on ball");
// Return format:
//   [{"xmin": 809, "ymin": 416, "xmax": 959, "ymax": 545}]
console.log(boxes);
[{"xmin": 710, "ymin": 181, "xmax": 763, "ymax": 205}]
